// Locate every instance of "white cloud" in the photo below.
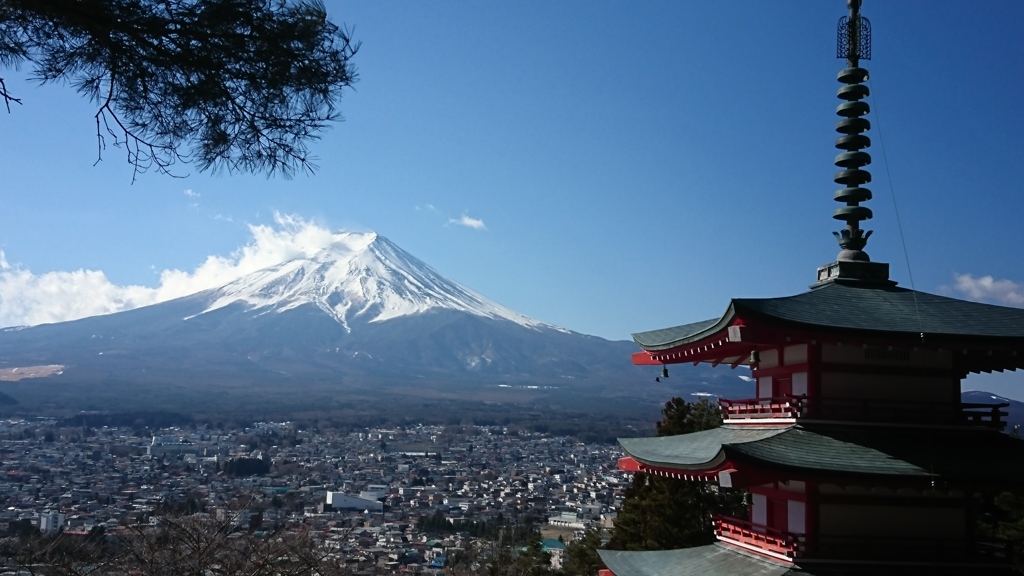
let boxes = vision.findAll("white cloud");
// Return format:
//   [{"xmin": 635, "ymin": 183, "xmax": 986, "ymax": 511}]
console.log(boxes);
[
  {"xmin": 0, "ymin": 260, "xmax": 157, "ymax": 327},
  {"xmin": 183, "ymin": 189, "xmax": 200, "ymax": 198},
  {"xmin": 948, "ymin": 273, "xmax": 1024, "ymax": 307},
  {"xmin": 0, "ymin": 214, "xmax": 340, "ymax": 328},
  {"xmin": 449, "ymin": 214, "xmax": 487, "ymax": 230}
]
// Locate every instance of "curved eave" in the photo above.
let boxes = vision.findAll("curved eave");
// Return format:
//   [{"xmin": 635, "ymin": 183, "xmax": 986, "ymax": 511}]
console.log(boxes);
[
  {"xmin": 617, "ymin": 426, "xmax": 789, "ymax": 473},
  {"xmin": 631, "ymin": 303, "xmax": 754, "ymax": 367},
  {"xmin": 632, "ymin": 307, "xmax": 738, "ymax": 352},
  {"xmin": 617, "ymin": 456, "xmax": 731, "ymax": 481},
  {"xmin": 630, "ymin": 303, "xmax": 812, "ymax": 367}
]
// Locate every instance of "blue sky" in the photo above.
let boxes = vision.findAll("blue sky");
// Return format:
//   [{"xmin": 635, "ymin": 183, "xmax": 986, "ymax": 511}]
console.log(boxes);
[{"xmin": 1, "ymin": 1, "xmax": 1023, "ymax": 396}]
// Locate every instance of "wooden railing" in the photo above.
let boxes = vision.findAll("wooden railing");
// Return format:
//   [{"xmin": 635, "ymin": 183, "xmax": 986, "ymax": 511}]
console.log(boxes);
[
  {"xmin": 719, "ymin": 395, "xmax": 1008, "ymax": 429},
  {"xmin": 713, "ymin": 515, "xmax": 803, "ymax": 559},
  {"xmin": 719, "ymin": 395, "xmax": 805, "ymax": 420},
  {"xmin": 713, "ymin": 515, "xmax": 1014, "ymax": 563}
]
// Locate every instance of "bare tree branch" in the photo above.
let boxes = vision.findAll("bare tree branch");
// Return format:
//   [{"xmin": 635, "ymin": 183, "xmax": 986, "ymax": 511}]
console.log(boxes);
[{"xmin": 0, "ymin": 78, "xmax": 22, "ymax": 113}]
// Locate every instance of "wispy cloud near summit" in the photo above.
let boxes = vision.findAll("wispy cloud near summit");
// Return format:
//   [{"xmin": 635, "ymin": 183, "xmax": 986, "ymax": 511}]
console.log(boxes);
[{"xmin": 449, "ymin": 214, "xmax": 487, "ymax": 230}]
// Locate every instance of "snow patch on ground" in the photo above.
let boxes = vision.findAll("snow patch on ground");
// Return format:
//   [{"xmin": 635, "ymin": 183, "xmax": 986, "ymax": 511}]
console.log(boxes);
[{"xmin": 0, "ymin": 364, "xmax": 64, "ymax": 381}]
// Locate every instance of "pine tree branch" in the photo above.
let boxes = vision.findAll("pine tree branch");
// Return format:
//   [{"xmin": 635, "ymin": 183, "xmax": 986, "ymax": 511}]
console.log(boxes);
[{"xmin": 2, "ymin": 0, "xmax": 359, "ymax": 181}]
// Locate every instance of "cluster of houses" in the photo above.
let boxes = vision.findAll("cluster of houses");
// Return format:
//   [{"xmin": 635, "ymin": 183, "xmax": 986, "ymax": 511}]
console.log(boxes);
[{"xmin": 0, "ymin": 417, "xmax": 629, "ymax": 572}]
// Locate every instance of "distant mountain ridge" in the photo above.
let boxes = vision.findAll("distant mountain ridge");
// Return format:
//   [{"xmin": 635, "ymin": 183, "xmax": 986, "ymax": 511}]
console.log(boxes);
[{"xmin": 0, "ymin": 232, "xmax": 748, "ymax": 413}]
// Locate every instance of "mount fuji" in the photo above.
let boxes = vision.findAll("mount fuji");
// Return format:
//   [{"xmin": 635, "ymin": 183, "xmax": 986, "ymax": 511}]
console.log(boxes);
[
  {"xmin": 199, "ymin": 232, "xmax": 557, "ymax": 333},
  {"xmin": 0, "ymin": 232, "xmax": 735, "ymax": 413}
]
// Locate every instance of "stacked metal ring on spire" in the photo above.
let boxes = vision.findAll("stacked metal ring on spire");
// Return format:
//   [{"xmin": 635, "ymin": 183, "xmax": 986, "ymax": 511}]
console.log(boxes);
[{"xmin": 832, "ymin": 66, "xmax": 873, "ymax": 254}]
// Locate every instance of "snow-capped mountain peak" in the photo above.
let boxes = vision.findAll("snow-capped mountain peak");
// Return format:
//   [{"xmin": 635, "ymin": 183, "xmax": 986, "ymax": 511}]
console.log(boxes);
[{"xmin": 199, "ymin": 232, "xmax": 560, "ymax": 332}]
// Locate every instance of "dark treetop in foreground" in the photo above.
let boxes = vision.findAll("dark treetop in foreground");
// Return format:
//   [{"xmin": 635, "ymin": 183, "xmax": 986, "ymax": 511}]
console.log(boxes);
[{"xmin": 0, "ymin": 0, "xmax": 358, "ymax": 180}]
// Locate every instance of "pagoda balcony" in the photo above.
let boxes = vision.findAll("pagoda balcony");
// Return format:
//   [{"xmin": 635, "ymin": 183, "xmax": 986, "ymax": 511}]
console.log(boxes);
[
  {"xmin": 713, "ymin": 515, "xmax": 1014, "ymax": 564},
  {"xmin": 719, "ymin": 395, "xmax": 1008, "ymax": 429},
  {"xmin": 719, "ymin": 396, "xmax": 805, "ymax": 421},
  {"xmin": 713, "ymin": 515, "xmax": 803, "ymax": 561}
]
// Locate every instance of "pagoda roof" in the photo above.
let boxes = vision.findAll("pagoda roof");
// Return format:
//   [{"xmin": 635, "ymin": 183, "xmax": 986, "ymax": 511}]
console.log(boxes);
[
  {"xmin": 619, "ymin": 424, "xmax": 1024, "ymax": 484},
  {"xmin": 633, "ymin": 282, "xmax": 1024, "ymax": 351},
  {"xmin": 619, "ymin": 427, "xmax": 787, "ymax": 471},
  {"xmin": 598, "ymin": 544, "xmax": 797, "ymax": 576}
]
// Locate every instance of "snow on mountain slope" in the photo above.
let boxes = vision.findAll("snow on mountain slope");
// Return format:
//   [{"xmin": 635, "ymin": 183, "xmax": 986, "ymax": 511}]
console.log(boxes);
[{"xmin": 198, "ymin": 232, "xmax": 562, "ymax": 332}]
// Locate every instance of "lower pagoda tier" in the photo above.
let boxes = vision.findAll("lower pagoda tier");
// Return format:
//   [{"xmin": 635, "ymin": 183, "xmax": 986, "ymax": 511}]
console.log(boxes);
[
  {"xmin": 598, "ymin": 544, "xmax": 1019, "ymax": 576},
  {"xmin": 614, "ymin": 423, "xmax": 1024, "ymax": 566},
  {"xmin": 617, "ymin": 424, "xmax": 1024, "ymax": 487}
]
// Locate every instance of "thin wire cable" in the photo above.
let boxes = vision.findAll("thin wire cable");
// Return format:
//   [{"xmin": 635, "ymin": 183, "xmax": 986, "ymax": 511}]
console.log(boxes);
[{"xmin": 868, "ymin": 76, "xmax": 925, "ymax": 340}]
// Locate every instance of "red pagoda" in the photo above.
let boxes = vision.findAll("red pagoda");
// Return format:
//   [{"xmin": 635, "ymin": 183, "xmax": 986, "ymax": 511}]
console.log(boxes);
[{"xmin": 598, "ymin": 2, "xmax": 1024, "ymax": 575}]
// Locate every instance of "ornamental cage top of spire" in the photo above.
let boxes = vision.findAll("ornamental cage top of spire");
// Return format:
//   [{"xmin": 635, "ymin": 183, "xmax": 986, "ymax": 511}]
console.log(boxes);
[{"xmin": 830, "ymin": 0, "xmax": 874, "ymax": 264}]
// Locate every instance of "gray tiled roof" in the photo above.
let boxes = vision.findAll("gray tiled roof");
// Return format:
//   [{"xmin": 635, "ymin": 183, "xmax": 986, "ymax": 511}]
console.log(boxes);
[
  {"xmin": 632, "ymin": 282, "xmax": 1024, "ymax": 351},
  {"xmin": 619, "ymin": 424, "xmax": 1024, "ymax": 482},
  {"xmin": 598, "ymin": 544, "xmax": 798, "ymax": 576},
  {"xmin": 725, "ymin": 426, "xmax": 928, "ymax": 477},
  {"xmin": 618, "ymin": 427, "xmax": 786, "ymax": 471},
  {"xmin": 631, "ymin": 318, "xmax": 720, "ymax": 350}
]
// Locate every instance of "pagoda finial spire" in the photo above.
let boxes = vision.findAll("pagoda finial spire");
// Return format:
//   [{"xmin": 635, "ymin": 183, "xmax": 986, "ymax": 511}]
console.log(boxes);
[
  {"xmin": 832, "ymin": 0, "xmax": 873, "ymax": 262},
  {"xmin": 815, "ymin": 0, "xmax": 893, "ymax": 286}
]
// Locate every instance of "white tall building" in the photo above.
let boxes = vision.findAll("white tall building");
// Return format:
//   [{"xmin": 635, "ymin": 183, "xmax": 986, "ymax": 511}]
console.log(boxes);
[{"xmin": 39, "ymin": 511, "xmax": 65, "ymax": 533}]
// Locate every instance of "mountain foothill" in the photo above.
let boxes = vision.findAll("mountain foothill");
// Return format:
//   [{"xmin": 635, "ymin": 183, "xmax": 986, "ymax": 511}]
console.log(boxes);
[{"xmin": 0, "ymin": 232, "xmax": 749, "ymax": 423}]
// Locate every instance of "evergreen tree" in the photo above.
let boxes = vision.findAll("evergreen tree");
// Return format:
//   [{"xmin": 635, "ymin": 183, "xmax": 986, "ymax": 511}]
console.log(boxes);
[
  {"xmin": 606, "ymin": 397, "xmax": 746, "ymax": 551},
  {"xmin": 516, "ymin": 532, "xmax": 553, "ymax": 575},
  {"xmin": 562, "ymin": 529, "xmax": 604, "ymax": 576},
  {"xmin": 222, "ymin": 456, "xmax": 270, "ymax": 477},
  {"xmin": 654, "ymin": 396, "xmax": 722, "ymax": 436},
  {"xmin": 1, "ymin": 0, "xmax": 358, "ymax": 179}
]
